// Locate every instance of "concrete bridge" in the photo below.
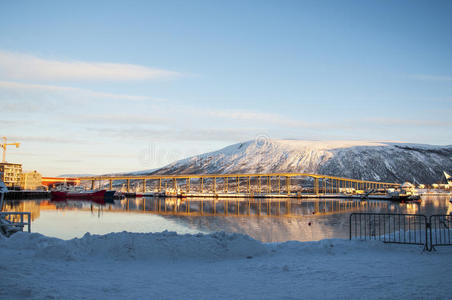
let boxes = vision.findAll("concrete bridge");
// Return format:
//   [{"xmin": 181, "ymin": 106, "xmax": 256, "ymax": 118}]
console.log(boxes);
[{"xmin": 78, "ymin": 172, "xmax": 400, "ymax": 197}]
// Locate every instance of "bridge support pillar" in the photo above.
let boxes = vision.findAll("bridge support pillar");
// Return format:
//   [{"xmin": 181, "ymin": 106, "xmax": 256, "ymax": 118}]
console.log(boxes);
[
  {"xmin": 91, "ymin": 180, "xmax": 95, "ymax": 190},
  {"xmin": 127, "ymin": 179, "xmax": 130, "ymax": 193},
  {"xmin": 314, "ymin": 178, "xmax": 319, "ymax": 195},
  {"xmin": 286, "ymin": 176, "xmax": 290, "ymax": 195},
  {"xmin": 143, "ymin": 179, "xmax": 146, "ymax": 193},
  {"xmin": 109, "ymin": 179, "xmax": 112, "ymax": 190}
]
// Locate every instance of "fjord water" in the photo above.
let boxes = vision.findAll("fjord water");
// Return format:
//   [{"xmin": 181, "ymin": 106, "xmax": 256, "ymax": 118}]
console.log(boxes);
[{"xmin": 4, "ymin": 195, "xmax": 451, "ymax": 242}]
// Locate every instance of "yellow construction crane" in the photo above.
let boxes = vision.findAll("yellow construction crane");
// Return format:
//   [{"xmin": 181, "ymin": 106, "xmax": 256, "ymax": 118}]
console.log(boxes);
[{"xmin": 1, "ymin": 137, "xmax": 20, "ymax": 163}]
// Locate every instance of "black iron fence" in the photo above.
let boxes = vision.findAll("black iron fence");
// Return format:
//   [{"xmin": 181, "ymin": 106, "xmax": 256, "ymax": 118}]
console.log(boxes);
[
  {"xmin": 350, "ymin": 213, "xmax": 452, "ymax": 251},
  {"xmin": 429, "ymin": 215, "xmax": 452, "ymax": 250}
]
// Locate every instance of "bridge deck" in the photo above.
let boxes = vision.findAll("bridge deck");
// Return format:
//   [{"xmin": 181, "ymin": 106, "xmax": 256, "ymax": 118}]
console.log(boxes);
[{"xmin": 77, "ymin": 172, "xmax": 400, "ymax": 195}]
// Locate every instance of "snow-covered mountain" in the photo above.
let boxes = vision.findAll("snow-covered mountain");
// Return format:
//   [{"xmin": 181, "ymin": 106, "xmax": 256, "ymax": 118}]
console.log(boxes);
[{"xmin": 147, "ymin": 139, "xmax": 452, "ymax": 184}]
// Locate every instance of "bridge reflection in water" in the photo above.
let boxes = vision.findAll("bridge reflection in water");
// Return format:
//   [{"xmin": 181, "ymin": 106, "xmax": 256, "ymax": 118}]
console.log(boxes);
[
  {"xmin": 120, "ymin": 197, "xmax": 389, "ymax": 218},
  {"xmin": 3, "ymin": 197, "xmax": 391, "ymax": 218},
  {"xmin": 3, "ymin": 197, "xmax": 436, "ymax": 242},
  {"xmin": 116, "ymin": 197, "xmax": 408, "ymax": 242}
]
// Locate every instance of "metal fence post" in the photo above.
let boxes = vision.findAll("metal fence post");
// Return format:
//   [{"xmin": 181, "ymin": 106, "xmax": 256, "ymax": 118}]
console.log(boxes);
[{"xmin": 349, "ymin": 213, "xmax": 433, "ymax": 250}]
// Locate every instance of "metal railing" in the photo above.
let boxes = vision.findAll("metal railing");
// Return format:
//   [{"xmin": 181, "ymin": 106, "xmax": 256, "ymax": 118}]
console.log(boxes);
[
  {"xmin": 78, "ymin": 172, "xmax": 399, "ymax": 194},
  {"xmin": 0, "ymin": 212, "xmax": 31, "ymax": 233},
  {"xmin": 429, "ymin": 215, "xmax": 452, "ymax": 250},
  {"xmin": 350, "ymin": 213, "xmax": 429, "ymax": 250}
]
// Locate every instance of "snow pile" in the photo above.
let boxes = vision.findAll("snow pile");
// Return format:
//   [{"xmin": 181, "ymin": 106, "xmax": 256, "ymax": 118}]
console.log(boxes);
[
  {"xmin": 1, "ymin": 231, "xmax": 451, "ymax": 299},
  {"xmin": 150, "ymin": 139, "xmax": 452, "ymax": 183},
  {"xmin": 1, "ymin": 231, "xmax": 268, "ymax": 262}
]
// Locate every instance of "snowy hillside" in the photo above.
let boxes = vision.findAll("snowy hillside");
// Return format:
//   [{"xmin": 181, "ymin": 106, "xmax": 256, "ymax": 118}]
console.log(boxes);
[{"xmin": 148, "ymin": 139, "xmax": 452, "ymax": 184}]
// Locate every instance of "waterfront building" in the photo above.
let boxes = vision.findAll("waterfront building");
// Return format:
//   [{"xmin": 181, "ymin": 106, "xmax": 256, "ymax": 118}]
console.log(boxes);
[
  {"xmin": 0, "ymin": 162, "xmax": 22, "ymax": 188},
  {"xmin": 20, "ymin": 170, "xmax": 43, "ymax": 190}
]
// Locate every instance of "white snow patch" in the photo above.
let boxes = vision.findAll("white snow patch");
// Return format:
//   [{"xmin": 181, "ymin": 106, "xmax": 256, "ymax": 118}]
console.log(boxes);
[
  {"xmin": 0, "ymin": 231, "xmax": 451, "ymax": 299},
  {"xmin": 2, "ymin": 231, "xmax": 267, "ymax": 262}
]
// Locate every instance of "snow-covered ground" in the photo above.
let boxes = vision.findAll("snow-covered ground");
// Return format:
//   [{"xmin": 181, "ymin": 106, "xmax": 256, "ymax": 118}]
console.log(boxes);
[{"xmin": 1, "ymin": 231, "xmax": 451, "ymax": 299}]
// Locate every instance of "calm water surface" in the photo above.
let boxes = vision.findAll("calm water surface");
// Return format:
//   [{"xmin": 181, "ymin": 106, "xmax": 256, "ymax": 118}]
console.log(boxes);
[{"xmin": 3, "ymin": 195, "xmax": 451, "ymax": 242}]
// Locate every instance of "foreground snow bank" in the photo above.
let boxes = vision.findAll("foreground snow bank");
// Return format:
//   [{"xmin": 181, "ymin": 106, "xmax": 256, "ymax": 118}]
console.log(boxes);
[
  {"xmin": 0, "ymin": 231, "xmax": 268, "ymax": 261},
  {"xmin": 1, "ymin": 231, "xmax": 451, "ymax": 299}
]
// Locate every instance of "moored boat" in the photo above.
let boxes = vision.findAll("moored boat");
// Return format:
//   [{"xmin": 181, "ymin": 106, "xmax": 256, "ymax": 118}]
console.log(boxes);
[
  {"xmin": 104, "ymin": 191, "xmax": 116, "ymax": 203},
  {"xmin": 393, "ymin": 194, "xmax": 421, "ymax": 203},
  {"xmin": 386, "ymin": 183, "xmax": 421, "ymax": 203},
  {"xmin": 51, "ymin": 190, "xmax": 107, "ymax": 202}
]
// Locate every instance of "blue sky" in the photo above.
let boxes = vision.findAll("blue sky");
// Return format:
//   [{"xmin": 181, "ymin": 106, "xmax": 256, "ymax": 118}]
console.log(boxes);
[{"xmin": 0, "ymin": 0, "xmax": 451, "ymax": 175}]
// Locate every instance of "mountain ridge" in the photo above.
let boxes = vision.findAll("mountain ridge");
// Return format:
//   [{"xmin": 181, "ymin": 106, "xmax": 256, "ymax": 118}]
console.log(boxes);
[{"xmin": 141, "ymin": 139, "xmax": 452, "ymax": 184}]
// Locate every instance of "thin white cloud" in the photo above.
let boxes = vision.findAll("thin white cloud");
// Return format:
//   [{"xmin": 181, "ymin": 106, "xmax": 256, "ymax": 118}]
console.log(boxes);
[
  {"xmin": 209, "ymin": 110, "xmax": 309, "ymax": 127},
  {"xmin": 0, "ymin": 80, "xmax": 158, "ymax": 101},
  {"xmin": 199, "ymin": 108, "xmax": 343, "ymax": 129},
  {"xmin": 0, "ymin": 79, "xmax": 343, "ymax": 130},
  {"xmin": 88, "ymin": 127, "xmax": 256, "ymax": 142},
  {"xmin": 367, "ymin": 117, "xmax": 452, "ymax": 127},
  {"xmin": 0, "ymin": 50, "xmax": 182, "ymax": 81},
  {"xmin": 69, "ymin": 113, "xmax": 166, "ymax": 124},
  {"xmin": 8, "ymin": 135, "xmax": 87, "ymax": 144},
  {"xmin": 197, "ymin": 107, "xmax": 452, "ymax": 130},
  {"xmin": 409, "ymin": 74, "xmax": 452, "ymax": 82}
]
